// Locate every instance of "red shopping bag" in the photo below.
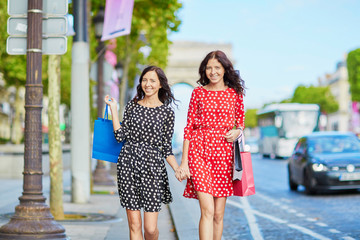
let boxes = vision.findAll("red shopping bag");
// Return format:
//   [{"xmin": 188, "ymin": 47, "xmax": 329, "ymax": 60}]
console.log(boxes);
[{"xmin": 233, "ymin": 138, "xmax": 255, "ymax": 196}]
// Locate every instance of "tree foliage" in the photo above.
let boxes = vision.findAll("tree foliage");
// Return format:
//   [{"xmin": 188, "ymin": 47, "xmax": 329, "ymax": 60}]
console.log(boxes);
[
  {"xmin": 59, "ymin": 38, "xmax": 73, "ymax": 107},
  {"xmin": 89, "ymin": 0, "xmax": 182, "ymax": 121},
  {"xmin": 347, "ymin": 48, "xmax": 360, "ymax": 102},
  {"xmin": 0, "ymin": 2, "xmax": 26, "ymax": 88},
  {"xmin": 91, "ymin": 0, "xmax": 182, "ymax": 88},
  {"xmin": 245, "ymin": 109, "xmax": 258, "ymax": 128},
  {"xmin": 291, "ymin": 85, "xmax": 339, "ymax": 114},
  {"xmin": 1, "ymin": 0, "xmax": 182, "ymax": 111},
  {"xmin": 0, "ymin": 1, "xmax": 70, "ymax": 106}
]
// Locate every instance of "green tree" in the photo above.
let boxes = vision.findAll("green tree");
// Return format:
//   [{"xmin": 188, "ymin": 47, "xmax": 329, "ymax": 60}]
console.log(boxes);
[
  {"xmin": 59, "ymin": 38, "xmax": 73, "ymax": 107},
  {"xmin": 0, "ymin": 1, "xmax": 26, "ymax": 143},
  {"xmin": 0, "ymin": 1, "xmax": 68, "ymax": 143},
  {"xmin": 347, "ymin": 48, "xmax": 360, "ymax": 102},
  {"xmin": 245, "ymin": 109, "xmax": 258, "ymax": 128},
  {"xmin": 291, "ymin": 85, "xmax": 339, "ymax": 113},
  {"xmin": 90, "ymin": 0, "xmax": 182, "ymax": 117}
]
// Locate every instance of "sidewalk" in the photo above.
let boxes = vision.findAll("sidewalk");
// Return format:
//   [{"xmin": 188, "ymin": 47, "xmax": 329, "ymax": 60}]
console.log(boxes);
[
  {"xmin": 0, "ymin": 168, "xmax": 187, "ymax": 240},
  {"xmin": 61, "ymin": 184, "xmax": 177, "ymax": 240},
  {"xmin": 0, "ymin": 151, "xmax": 202, "ymax": 240},
  {"xmin": 0, "ymin": 171, "xmax": 177, "ymax": 240}
]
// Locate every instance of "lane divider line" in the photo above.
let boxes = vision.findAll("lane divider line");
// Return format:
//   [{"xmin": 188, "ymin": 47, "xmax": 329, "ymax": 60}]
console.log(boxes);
[
  {"xmin": 287, "ymin": 224, "xmax": 332, "ymax": 240},
  {"xmin": 342, "ymin": 236, "xmax": 356, "ymax": 240},
  {"xmin": 239, "ymin": 197, "xmax": 264, "ymax": 240},
  {"xmin": 329, "ymin": 229, "xmax": 341, "ymax": 234},
  {"xmin": 227, "ymin": 199, "xmax": 331, "ymax": 240},
  {"xmin": 316, "ymin": 222, "xmax": 328, "ymax": 227}
]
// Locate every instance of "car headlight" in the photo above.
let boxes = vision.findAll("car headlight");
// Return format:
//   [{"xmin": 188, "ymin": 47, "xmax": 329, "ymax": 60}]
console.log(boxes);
[{"xmin": 312, "ymin": 163, "xmax": 329, "ymax": 172}]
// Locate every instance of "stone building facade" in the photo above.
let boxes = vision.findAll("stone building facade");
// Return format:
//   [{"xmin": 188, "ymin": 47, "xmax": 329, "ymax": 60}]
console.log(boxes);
[
  {"xmin": 318, "ymin": 60, "xmax": 351, "ymax": 131},
  {"xmin": 165, "ymin": 41, "xmax": 234, "ymax": 87}
]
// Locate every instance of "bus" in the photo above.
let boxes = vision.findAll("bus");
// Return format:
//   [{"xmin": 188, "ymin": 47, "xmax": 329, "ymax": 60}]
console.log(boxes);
[{"xmin": 257, "ymin": 103, "xmax": 320, "ymax": 159}]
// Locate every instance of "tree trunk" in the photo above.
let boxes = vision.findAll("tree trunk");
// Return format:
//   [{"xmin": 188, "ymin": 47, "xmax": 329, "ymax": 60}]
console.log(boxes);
[
  {"xmin": 119, "ymin": 36, "xmax": 132, "ymax": 120},
  {"xmin": 10, "ymin": 85, "xmax": 23, "ymax": 144},
  {"xmin": 48, "ymin": 55, "xmax": 65, "ymax": 220}
]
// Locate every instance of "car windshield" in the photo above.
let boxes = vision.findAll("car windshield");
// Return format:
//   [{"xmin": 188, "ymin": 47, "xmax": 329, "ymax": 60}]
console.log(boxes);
[{"xmin": 308, "ymin": 135, "xmax": 360, "ymax": 154}]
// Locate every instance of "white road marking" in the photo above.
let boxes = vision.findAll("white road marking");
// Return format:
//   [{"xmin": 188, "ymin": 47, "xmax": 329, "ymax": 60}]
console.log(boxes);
[
  {"xmin": 329, "ymin": 229, "xmax": 341, "ymax": 234},
  {"xmin": 316, "ymin": 222, "xmax": 328, "ymax": 227},
  {"xmin": 227, "ymin": 199, "xmax": 332, "ymax": 240},
  {"xmin": 239, "ymin": 197, "xmax": 264, "ymax": 240},
  {"xmin": 306, "ymin": 218, "xmax": 318, "ymax": 222},
  {"xmin": 342, "ymin": 237, "xmax": 356, "ymax": 240},
  {"xmin": 228, "ymin": 192, "xmax": 355, "ymax": 240},
  {"xmin": 287, "ymin": 224, "xmax": 332, "ymax": 240},
  {"xmin": 288, "ymin": 209, "xmax": 297, "ymax": 213}
]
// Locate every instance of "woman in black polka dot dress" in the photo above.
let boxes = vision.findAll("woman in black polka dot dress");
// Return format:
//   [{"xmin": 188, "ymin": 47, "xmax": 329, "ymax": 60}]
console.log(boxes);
[{"xmin": 104, "ymin": 66, "xmax": 182, "ymax": 240}]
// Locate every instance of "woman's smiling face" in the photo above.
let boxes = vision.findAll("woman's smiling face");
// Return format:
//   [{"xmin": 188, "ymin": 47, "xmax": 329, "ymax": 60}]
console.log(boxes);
[
  {"xmin": 205, "ymin": 58, "xmax": 225, "ymax": 85},
  {"xmin": 141, "ymin": 70, "xmax": 162, "ymax": 98}
]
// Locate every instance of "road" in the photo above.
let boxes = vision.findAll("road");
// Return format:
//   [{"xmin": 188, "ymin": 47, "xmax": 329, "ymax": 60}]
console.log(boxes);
[{"xmin": 222, "ymin": 153, "xmax": 360, "ymax": 240}]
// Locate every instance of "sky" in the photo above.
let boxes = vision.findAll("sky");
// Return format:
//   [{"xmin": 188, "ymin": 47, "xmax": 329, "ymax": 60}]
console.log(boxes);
[{"xmin": 169, "ymin": 0, "xmax": 360, "ymax": 109}]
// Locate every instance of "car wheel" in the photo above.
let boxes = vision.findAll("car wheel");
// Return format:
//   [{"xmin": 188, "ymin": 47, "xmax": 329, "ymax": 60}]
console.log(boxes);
[
  {"xmin": 288, "ymin": 167, "xmax": 298, "ymax": 191},
  {"xmin": 304, "ymin": 170, "xmax": 316, "ymax": 195}
]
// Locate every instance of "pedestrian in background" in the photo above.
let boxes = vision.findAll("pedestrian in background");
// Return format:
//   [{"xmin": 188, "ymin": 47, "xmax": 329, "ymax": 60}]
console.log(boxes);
[
  {"xmin": 178, "ymin": 50, "xmax": 245, "ymax": 240},
  {"xmin": 105, "ymin": 65, "xmax": 182, "ymax": 240}
]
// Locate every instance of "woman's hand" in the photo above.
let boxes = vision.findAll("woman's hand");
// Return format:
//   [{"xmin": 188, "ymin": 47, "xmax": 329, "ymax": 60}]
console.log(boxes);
[
  {"xmin": 104, "ymin": 95, "xmax": 118, "ymax": 111},
  {"xmin": 175, "ymin": 167, "xmax": 183, "ymax": 182},
  {"xmin": 177, "ymin": 161, "xmax": 191, "ymax": 180},
  {"xmin": 104, "ymin": 95, "xmax": 121, "ymax": 130},
  {"xmin": 224, "ymin": 129, "xmax": 242, "ymax": 142}
]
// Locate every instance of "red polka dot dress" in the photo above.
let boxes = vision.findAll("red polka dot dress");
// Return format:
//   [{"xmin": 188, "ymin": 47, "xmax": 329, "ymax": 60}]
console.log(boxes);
[{"xmin": 183, "ymin": 86, "xmax": 245, "ymax": 199}]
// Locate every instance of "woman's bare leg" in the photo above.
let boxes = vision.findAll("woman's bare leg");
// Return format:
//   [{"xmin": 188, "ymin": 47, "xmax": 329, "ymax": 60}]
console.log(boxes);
[
  {"xmin": 143, "ymin": 211, "xmax": 159, "ymax": 240},
  {"xmin": 197, "ymin": 191, "xmax": 215, "ymax": 240},
  {"xmin": 213, "ymin": 197, "xmax": 227, "ymax": 240},
  {"xmin": 126, "ymin": 209, "xmax": 143, "ymax": 240}
]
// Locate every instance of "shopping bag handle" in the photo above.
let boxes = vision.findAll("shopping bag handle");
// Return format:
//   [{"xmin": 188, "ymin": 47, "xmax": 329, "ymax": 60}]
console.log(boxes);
[
  {"xmin": 236, "ymin": 131, "xmax": 246, "ymax": 149},
  {"xmin": 103, "ymin": 104, "xmax": 109, "ymax": 120}
]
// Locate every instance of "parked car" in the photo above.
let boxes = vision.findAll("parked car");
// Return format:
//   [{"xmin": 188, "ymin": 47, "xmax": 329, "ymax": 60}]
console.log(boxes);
[{"xmin": 287, "ymin": 131, "xmax": 360, "ymax": 194}]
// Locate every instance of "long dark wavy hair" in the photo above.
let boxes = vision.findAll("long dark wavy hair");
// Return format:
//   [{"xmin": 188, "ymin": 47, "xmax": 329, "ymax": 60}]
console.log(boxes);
[
  {"xmin": 197, "ymin": 50, "xmax": 246, "ymax": 95},
  {"xmin": 133, "ymin": 66, "xmax": 177, "ymax": 106}
]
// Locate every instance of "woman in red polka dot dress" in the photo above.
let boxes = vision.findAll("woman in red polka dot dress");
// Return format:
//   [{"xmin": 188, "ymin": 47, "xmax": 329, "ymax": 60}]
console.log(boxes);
[{"xmin": 178, "ymin": 50, "xmax": 245, "ymax": 240}]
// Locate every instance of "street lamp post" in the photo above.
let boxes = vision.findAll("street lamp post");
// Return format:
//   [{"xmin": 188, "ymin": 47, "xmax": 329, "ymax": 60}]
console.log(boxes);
[
  {"xmin": 92, "ymin": 7, "xmax": 115, "ymax": 186},
  {"xmin": 0, "ymin": 0, "xmax": 66, "ymax": 239}
]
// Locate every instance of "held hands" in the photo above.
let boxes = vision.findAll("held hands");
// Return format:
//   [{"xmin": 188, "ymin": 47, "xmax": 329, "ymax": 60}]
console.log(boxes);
[
  {"xmin": 175, "ymin": 162, "xmax": 191, "ymax": 182},
  {"xmin": 224, "ymin": 129, "xmax": 242, "ymax": 142}
]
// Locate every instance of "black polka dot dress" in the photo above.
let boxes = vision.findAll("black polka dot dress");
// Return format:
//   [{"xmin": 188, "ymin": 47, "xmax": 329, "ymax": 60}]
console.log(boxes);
[{"xmin": 113, "ymin": 100, "xmax": 174, "ymax": 212}]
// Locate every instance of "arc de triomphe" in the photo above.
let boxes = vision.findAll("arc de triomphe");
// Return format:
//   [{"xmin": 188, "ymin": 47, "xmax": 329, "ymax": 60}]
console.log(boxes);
[{"xmin": 165, "ymin": 41, "xmax": 234, "ymax": 88}]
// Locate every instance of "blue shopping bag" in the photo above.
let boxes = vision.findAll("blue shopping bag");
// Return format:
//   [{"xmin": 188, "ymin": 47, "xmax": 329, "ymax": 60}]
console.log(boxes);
[{"xmin": 92, "ymin": 105, "xmax": 124, "ymax": 163}]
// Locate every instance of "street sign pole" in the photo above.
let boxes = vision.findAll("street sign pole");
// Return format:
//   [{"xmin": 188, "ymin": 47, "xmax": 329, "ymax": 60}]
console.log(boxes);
[
  {"xmin": 6, "ymin": 0, "xmax": 68, "ymax": 55},
  {"xmin": 0, "ymin": 0, "xmax": 67, "ymax": 239}
]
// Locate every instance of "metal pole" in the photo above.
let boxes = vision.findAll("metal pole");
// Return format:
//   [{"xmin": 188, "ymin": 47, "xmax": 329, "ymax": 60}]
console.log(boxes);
[
  {"xmin": 92, "ymin": 41, "xmax": 115, "ymax": 186},
  {"xmin": 0, "ymin": 0, "xmax": 66, "ymax": 239},
  {"xmin": 71, "ymin": 0, "xmax": 91, "ymax": 203}
]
